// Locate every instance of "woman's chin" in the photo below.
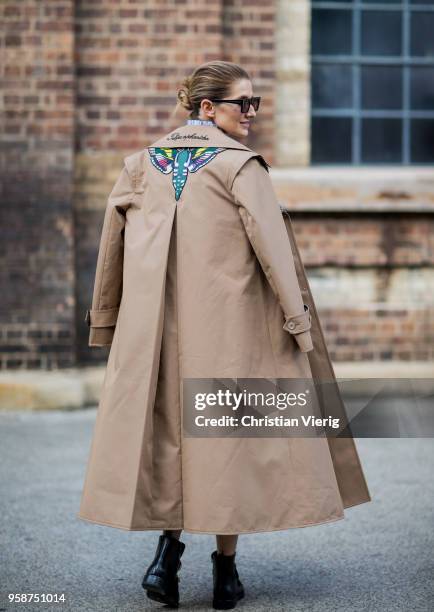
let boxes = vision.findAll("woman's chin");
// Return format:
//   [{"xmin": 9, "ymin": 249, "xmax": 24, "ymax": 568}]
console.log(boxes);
[{"xmin": 235, "ymin": 126, "xmax": 249, "ymax": 139}]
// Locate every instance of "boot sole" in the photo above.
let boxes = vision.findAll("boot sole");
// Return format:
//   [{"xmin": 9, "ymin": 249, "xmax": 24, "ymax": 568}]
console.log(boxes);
[
  {"xmin": 146, "ymin": 588, "xmax": 179, "ymax": 608},
  {"xmin": 142, "ymin": 575, "xmax": 179, "ymax": 608},
  {"xmin": 212, "ymin": 589, "xmax": 245, "ymax": 610}
]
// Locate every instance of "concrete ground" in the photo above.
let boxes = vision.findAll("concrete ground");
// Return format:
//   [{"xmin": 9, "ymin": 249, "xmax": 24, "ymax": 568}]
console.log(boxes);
[{"xmin": 0, "ymin": 407, "xmax": 433, "ymax": 612}]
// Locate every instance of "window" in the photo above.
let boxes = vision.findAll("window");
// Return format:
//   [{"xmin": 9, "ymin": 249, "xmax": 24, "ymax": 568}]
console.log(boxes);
[{"xmin": 310, "ymin": 1, "xmax": 434, "ymax": 164}]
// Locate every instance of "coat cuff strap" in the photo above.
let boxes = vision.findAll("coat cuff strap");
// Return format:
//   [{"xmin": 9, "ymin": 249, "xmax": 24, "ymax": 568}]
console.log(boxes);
[
  {"xmin": 283, "ymin": 304, "xmax": 314, "ymax": 352},
  {"xmin": 85, "ymin": 307, "xmax": 119, "ymax": 328},
  {"xmin": 282, "ymin": 304, "xmax": 312, "ymax": 334}
]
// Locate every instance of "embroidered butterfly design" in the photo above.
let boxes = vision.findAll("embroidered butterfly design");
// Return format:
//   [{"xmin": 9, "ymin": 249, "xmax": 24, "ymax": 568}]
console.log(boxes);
[{"xmin": 148, "ymin": 146, "xmax": 226, "ymax": 201}]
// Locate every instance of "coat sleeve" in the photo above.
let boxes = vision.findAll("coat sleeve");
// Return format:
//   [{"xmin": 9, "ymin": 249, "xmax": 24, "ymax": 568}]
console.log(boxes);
[
  {"xmin": 230, "ymin": 156, "xmax": 314, "ymax": 353},
  {"xmin": 84, "ymin": 163, "xmax": 136, "ymax": 347}
]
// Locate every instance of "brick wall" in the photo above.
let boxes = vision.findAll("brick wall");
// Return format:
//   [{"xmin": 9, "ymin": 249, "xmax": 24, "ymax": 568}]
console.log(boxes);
[
  {"xmin": 222, "ymin": 0, "xmax": 276, "ymax": 161},
  {"xmin": 74, "ymin": 0, "xmax": 277, "ymax": 365},
  {"xmin": 74, "ymin": 0, "xmax": 275, "ymax": 155},
  {"xmin": 289, "ymin": 215, "xmax": 434, "ymax": 361},
  {"xmin": 274, "ymin": 166, "xmax": 434, "ymax": 361},
  {"xmin": 1, "ymin": 0, "xmax": 277, "ymax": 369},
  {"xmin": 1, "ymin": 0, "xmax": 76, "ymax": 369}
]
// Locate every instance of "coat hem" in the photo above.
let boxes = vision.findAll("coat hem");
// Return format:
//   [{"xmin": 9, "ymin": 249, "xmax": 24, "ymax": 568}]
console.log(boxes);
[
  {"xmin": 342, "ymin": 495, "xmax": 372, "ymax": 509},
  {"xmin": 76, "ymin": 510, "xmax": 350, "ymax": 534}
]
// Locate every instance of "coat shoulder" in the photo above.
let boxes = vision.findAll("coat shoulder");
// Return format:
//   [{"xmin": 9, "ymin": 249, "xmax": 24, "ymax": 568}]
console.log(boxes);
[
  {"xmin": 226, "ymin": 149, "xmax": 271, "ymax": 190},
  {"xmin": 224, "ymin": 148, "xmax": 271, "ymax": 170},
  {"xmin": 123, "ymin": 149, "xmax": 147, "ymax": 190}
]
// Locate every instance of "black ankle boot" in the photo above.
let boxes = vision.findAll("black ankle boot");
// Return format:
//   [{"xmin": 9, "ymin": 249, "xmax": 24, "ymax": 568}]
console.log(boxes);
[
  {"xmin": 211, "ymin": 550, "xmax": 245, "ymax": 610},
  {"xmin": 142, "ymin": 534, "xmax": 186, "ymax": 608}
]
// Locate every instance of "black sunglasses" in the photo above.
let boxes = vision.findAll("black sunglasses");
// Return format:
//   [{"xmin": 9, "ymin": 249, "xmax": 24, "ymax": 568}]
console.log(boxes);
[{"xmin": 209, "ymin": 96, "xmax": 261, "ymax": 114}]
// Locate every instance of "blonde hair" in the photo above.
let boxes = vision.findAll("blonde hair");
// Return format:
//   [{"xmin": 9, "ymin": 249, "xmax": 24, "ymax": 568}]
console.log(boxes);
[{"xmin": 173, "ymin": 60, "xmax": 251, "ymax": 119}]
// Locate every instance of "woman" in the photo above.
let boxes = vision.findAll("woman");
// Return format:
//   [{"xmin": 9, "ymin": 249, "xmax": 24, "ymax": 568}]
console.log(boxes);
[{"xmin": 78, "ymin": 61, "xmax": 371, "ymax": 610}]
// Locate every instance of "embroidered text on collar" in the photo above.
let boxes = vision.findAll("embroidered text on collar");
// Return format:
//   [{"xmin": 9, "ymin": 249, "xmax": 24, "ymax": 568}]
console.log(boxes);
[{"xmin": 168, "ymin": 131, "xmax": 210, "ymax": 141}]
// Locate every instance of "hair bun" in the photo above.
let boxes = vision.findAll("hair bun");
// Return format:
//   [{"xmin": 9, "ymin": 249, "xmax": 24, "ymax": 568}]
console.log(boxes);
[{"xmin": 177, "ymin": 76, "xmax": 193, "ymax": 111}]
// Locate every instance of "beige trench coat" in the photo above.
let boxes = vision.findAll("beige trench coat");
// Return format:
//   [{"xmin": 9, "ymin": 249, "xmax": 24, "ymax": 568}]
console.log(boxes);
[{"xmin": 77, "ymin": 123, "xmax": 371, "ymax": 534}]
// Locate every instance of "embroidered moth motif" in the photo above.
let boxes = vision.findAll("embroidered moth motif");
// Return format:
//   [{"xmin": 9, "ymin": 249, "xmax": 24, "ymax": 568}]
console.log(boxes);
[{"xmin": 148, "ymin": 147, "xmax": 226, "ymax": 201}]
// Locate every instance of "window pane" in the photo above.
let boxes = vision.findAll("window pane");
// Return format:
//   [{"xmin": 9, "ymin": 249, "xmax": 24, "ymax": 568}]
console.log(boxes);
[
  {"xmin": 311, "ymin": 9, "xmax": 352, "ymax": 55},
  {"xmin": 311, "ymin": 117, "xmax": 352, "ymax": 163},
  {"xmin": 361, "ymin": 11, "xmax": 402, "ymax": 56},
  {"xmin": 361, "ymin": 65, "xmax": 402, "ymax": 109},
  {"xmin": 312, "ymin": 64, "xmax": 352, "ymax": 108},
  {"xmin": 411, "ymin": 119, "xmax": 434, "ymax": 162},
  {"xmin": 361, "ymin": 119, "xmax": 402, "ymax": 162},
  {"xmin": 410, "ymin": 66, "xmax": 434, "ymax": 110},
  {"xmin": 411, "ymin": 12, "xmax": 434, "ymax": 57}
]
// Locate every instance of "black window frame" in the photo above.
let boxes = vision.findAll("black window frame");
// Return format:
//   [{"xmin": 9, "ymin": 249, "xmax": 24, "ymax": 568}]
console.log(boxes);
[{"xmin": 310, "ymin": 0, "xmax": 434, "ymax": 165}]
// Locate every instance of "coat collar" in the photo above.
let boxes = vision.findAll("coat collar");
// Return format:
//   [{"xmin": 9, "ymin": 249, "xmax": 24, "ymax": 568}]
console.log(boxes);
[{"xmin": 147, "ymin": 123, "xmax": 257, "ymax": 153}]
